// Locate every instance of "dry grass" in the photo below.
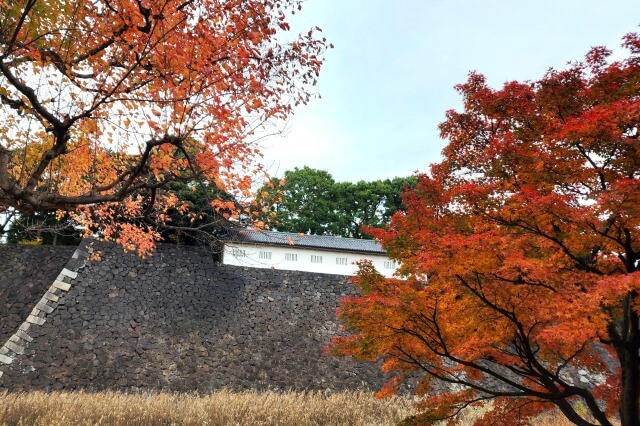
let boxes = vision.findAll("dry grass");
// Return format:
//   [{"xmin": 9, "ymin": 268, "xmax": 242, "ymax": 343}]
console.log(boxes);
[
  {"xmin": 441, "ymin": 404, "xmax": 575, "ymax": 426},
  {"xmin": 0, "ymin": 390, "xmax": 610, "ymax": 425},
  {"xmin": 439, "ymin": 401, "xmax": 617, "ymax": 426},
  {"xmin": 0, "ymin": 390, "xmax": 416, "ymax": 426},
  {"xmin": 530, "ymin": 411, "xmax": 575, "ymax": 426}
]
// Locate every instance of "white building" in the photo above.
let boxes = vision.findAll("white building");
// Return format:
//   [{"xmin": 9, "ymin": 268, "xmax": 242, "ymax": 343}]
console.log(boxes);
[{"xmin": 221, "ymin": 229, "xmax": 398, "ymax": 277}]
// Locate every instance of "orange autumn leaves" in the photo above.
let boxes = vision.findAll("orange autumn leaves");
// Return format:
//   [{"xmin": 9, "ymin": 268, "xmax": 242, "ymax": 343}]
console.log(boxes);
[
  {"xmin": 0, "ymin": 0, "xmax": 329, "ymax": 254},
  {"xmin": 333, "ymin": 34, "xmax": 640, "ymax": 425}
]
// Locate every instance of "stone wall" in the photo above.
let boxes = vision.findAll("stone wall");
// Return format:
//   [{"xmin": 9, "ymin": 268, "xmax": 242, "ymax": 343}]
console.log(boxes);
[
  {"xmin": 0, "ymin": 245, "xmax": 76, "ymax": 344},
  {"xmin": 0, "ymin": 242, "xmax": 386, "ymax": 392}
]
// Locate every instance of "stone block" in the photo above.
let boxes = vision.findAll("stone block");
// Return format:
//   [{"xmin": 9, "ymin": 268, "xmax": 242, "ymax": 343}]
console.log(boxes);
[
  {"xmin": 53, "ymin": 280, "xmax": 72, "ymax": 291},
  {"xmin": 72, "ymin": 249, "xmax": 89, "ymax": 259},
  {"xmin": 43, "ymin": 292, "xmax": 60, "ymax": 302},
  {"xmin": 26, "ymin": 315, "xmax": 46, "ymax": 326},
  {"xmin": 60, "ymin": 268, "xmax": 78, "ymax": 279},
  {"xmin": 65, "ymin": 259, "xmax": 80, "ymax": 271},
  {"xmin": 8, "ymin": 335, "xmax": 22, "ymax": 345},
  {"xmin": 0, "ymin": 354, "xmax": 12, "ymax": 365},
  {"xmin": 36, "ymin": 302, "xmax": 54, "ymax": 314},
  {"xmin": 4, "ymin": 341, "xmax": 24, "ymax": 355},
  {"xmin": 15, "ymin": 329, "xmax": 33, "ymax": 343}
]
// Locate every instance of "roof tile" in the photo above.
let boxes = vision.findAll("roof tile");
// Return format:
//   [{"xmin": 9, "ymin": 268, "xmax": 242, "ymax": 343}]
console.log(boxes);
[{"xmin": 223, "ymin": 229, "xmax": 385, "ymax": 254}]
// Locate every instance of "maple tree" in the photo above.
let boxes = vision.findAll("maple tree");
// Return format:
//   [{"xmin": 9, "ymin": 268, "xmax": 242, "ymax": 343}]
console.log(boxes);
[
  {"xmin": 0, "ymin": 0, "xmax": 329, "ymax": 254},
  {"xmin": 333, "ymin": 34, "xmax": 640, "ymax": 426}
]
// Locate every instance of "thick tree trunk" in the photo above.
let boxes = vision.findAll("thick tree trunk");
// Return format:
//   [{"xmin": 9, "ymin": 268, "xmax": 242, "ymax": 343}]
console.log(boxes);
[
  {"xmin": 620, "ymin": 353, "xmax": 639, "ymax": 426},
  {"xmin": 618, "ymin": 297, "xmax": 640, "ymax": 426}
]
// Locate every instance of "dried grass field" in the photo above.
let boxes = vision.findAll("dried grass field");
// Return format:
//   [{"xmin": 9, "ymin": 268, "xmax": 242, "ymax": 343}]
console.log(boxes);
[
  {"xmin": 0, "ymin": 390, "xmax": 415, "ymax": 426},
  {"xmin": 0, "ymin": 390, "xmax": 583, "ymax": 425}
]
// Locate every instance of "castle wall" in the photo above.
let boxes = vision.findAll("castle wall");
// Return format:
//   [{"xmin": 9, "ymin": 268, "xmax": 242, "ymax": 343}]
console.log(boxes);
[
  {"xmin": 0, "ymin": 242, "xmax": 386, "ymax": 392},
  {"xmin": 0, "ymin": 245, "xmax": 75, "ymax": 344}
]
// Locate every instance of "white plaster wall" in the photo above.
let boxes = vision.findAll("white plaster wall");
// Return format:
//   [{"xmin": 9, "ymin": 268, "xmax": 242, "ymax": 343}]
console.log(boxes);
[{"xmin": 222, "ymin": 242, "xmax": 398, "ymax": 277}]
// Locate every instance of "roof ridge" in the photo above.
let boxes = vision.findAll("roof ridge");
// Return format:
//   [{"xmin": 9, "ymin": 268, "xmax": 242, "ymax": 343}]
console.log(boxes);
[
  {"xmin": 224, "ymin": 229, "xmax": 385, "ymax": 254},
  {"xmin": 240, "ymin": 229, "xmax": 375, "ymax": 242}
]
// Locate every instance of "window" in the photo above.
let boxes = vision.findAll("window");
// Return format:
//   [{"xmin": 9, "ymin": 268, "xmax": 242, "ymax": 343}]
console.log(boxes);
[
  {"xmin": 311, "ymin": 255, "xmax": 323, "ymax": 264},
  {"xmin": 336, "ymin": 257, "xmax": 348, "ymax": 266},
  {"xmin": 384, "ymin": 261, "xmax": 397, "ymax": 269},
  {"xmin": 259, "ymin": 251, "xmax": 272, "ymax": 260},
  {"xmin": 232, "ymin": 248, "xmax": 246, "ymax": 257},
  {"xmin": 285, "ymin": 253, "xmax": 298, "ymax": 261}
]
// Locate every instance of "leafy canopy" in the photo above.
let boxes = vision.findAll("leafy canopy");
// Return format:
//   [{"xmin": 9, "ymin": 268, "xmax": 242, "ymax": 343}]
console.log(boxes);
[
  {"xmin": 333, "ymin": 33, "xmax": 640, "ymax": 426},
  {"xmin": 0, "ymin": 0, "xmax": 329, "ymax": 254},
  {"xmin": 257, "ymin": 166, "xmax": 416, "ymax": 238}
]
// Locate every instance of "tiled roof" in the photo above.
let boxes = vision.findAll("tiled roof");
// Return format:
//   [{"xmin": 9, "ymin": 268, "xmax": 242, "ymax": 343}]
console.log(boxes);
[{"xmin": 222, "ymin": 229, "xmax": 385, "ymax": 254}]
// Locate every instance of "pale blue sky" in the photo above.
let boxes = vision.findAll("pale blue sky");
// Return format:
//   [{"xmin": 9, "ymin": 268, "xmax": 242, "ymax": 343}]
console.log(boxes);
[{"xmin": 261, "ymin": 0, "xmax": 639, "ymax": 182}]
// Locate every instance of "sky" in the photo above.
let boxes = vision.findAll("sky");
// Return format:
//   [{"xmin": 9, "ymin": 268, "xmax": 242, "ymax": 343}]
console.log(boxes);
[{"xmin": 259, "ymin": 0, "xmax": 640, "ymax": 183}]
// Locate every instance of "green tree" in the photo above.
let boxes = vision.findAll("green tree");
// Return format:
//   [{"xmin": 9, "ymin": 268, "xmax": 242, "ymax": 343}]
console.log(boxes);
[
  {"xmin": 257, "ymin": 167, "xmax": 416, "ymax": 238},
  {"xmin": 259, "ymin": 167, "xmax": 339, "ymax": 235},
  {"xmin": 334, "ymin": 177, "xmax": 417, "ymax": 238}
]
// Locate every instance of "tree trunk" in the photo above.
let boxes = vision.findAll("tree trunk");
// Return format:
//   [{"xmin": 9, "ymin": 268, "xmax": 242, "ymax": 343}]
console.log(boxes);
[{"xmin": 619, "ymin": 296, "xmax": 640, "ymax": 426}]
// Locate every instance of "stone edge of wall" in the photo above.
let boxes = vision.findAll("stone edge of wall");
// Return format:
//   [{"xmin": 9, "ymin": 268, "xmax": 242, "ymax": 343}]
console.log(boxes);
[{"xmin": 0, "ymin": 240, "xmax": 91, "ymax": 381}]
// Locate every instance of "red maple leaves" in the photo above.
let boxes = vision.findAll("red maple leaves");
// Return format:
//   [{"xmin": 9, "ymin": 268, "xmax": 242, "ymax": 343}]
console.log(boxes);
[{"xmin": 333, "ymin": 33, "xmax": 640, "ymax": 425}]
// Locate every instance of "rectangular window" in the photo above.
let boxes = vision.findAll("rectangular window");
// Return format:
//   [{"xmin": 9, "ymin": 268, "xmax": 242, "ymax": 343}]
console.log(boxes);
[
  {"xmin": 384, "ymin": 261, "xmax": 397, "ymax": 269},
  {"xmin": 336, "ymin": 257, "xmax": 348, "ymax": 266},
  {"xmin": 285, "ymin": 253, "xmax": 298, "ymax": 261},
  {"xmin": 311, "ymin": 255, "xmax": 323, "ymax": 264},
  {"xmin": 232, "ymin": 248, "xmax": 246, "ymax": 257},
  {"xmin": 259, "ymin": 251, "xmax": 272, "ymax": 260}
]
